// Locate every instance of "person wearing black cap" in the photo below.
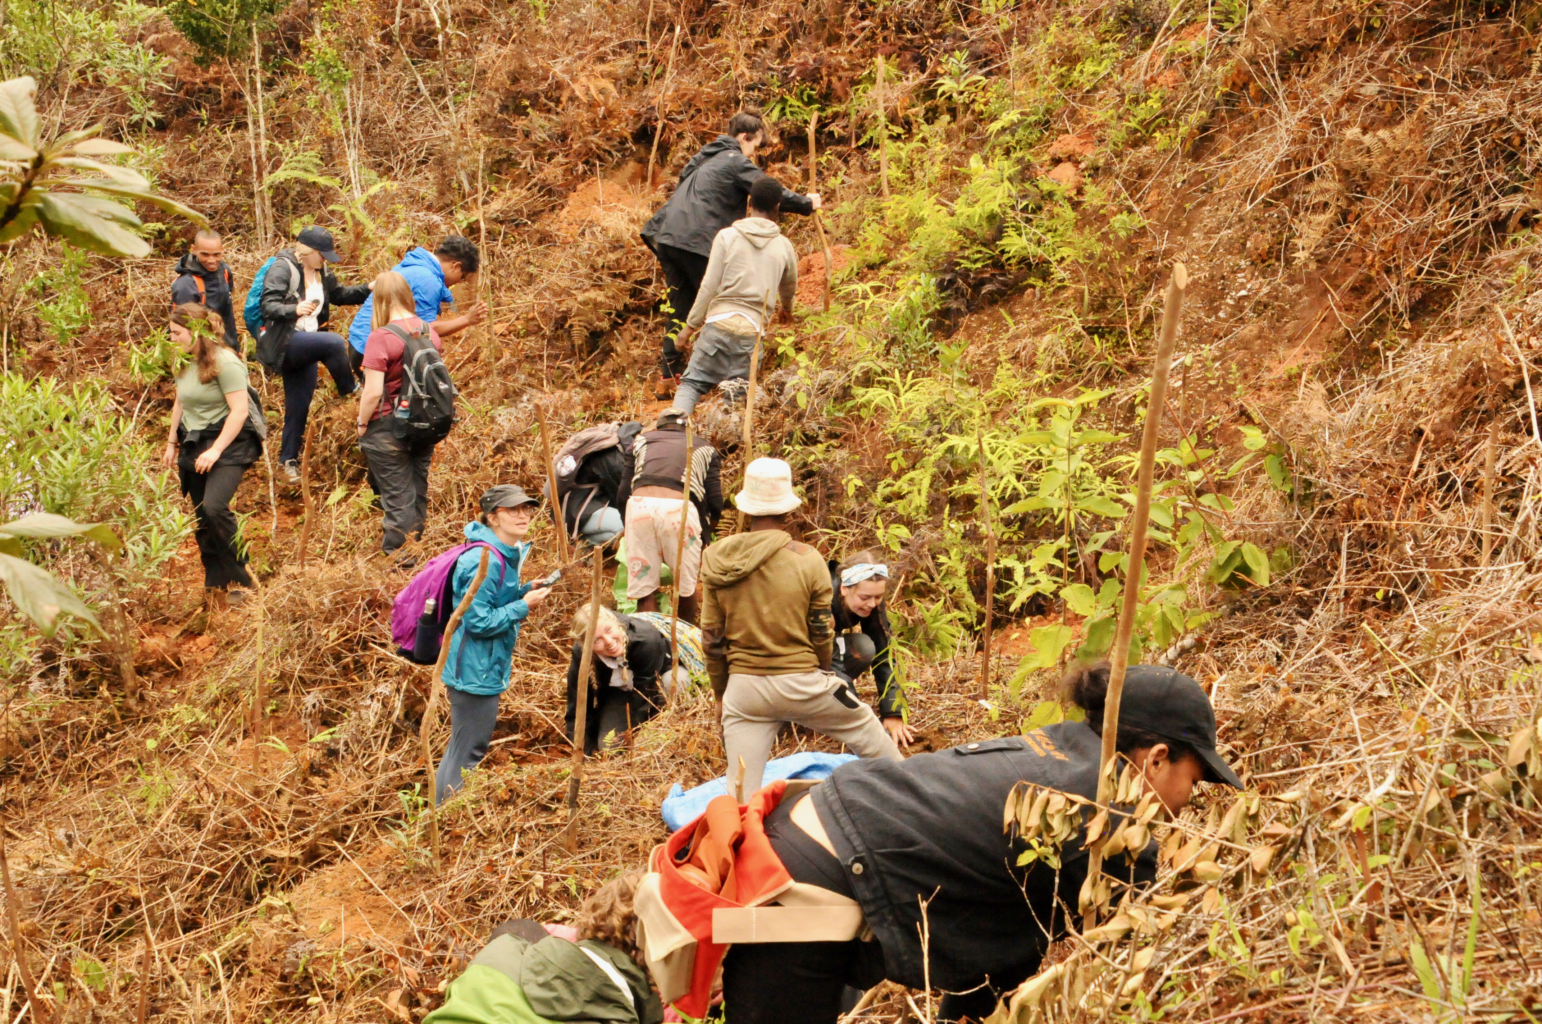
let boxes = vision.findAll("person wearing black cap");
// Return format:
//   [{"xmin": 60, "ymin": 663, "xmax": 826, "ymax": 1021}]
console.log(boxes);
[
  {"xmin": 718, "ymin": 660, "xmax": 1242, "ymax": 1024},
  {"xmin": 435, "ymin": 485, "xmax": 554, "ymax": 801},
  {"xmin": 253, "ymin": 225, "xmax": 369, "ymax": 481}
]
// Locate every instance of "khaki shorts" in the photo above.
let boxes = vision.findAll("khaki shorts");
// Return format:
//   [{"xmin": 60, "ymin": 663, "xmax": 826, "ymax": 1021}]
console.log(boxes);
[{"xmin": 625, "ymin": 496, "xmax": 702, "ymax": 599}]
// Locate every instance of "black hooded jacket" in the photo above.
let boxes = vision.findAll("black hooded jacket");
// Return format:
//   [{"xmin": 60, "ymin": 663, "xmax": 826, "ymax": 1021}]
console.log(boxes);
[
  {"xmin": 254, "ymin": 250, "xmax": 370, "ymax": 371},
  {"xmin": 170, "ymin": 253, "xmax": 239, "ymax": 349},
  {"xmin": 829, "ymin": 561, "xmax": 901, "ymax": 719},
  {"xmin": 641, "ymin": 135, "xmax": 815, "ymax": 258},
  {"xmin": 564, "ymin": 614, "xmax": 672, "ymax": 753}
]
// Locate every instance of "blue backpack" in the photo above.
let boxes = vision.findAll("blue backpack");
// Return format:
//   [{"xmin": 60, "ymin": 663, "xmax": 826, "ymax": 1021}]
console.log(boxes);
[{"xmin": 242, "ymin": 256, "xmax": 279, "ymax": 339}]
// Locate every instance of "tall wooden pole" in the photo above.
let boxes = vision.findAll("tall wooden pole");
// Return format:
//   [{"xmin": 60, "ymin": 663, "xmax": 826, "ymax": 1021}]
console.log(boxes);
[
  {"xmin": 735, "ymin": 340, "xmax": 762, "ymax": 533},
  {"xmin": 1084, "ymin": 263, "xmax": 1186, "ymax": 926},
  {"xmin": 978, "ymin": 423, "xmax": 996, "ymax": 698},
  {"xmin": 645, "ymin": 25, "xmax": 682, "ymax": 191},
  {"xmin": 566, "ymin": 545, "xmax": 606, "ymax": 852},
  {"xmin": 808, "ymin": 113, "xmax": 833, "ymax": 312},
  {"xmin": 420, "ymin": 549, "xmax": 491, "ymax": 870},
  {"xmin": 1482, "ymin": 419, "xmax": 1498, "ymax": 566},
  {"xmin": 667, "ymin": 421, "xmax": 694, "ymax": 707},
  {"xmin": 874, "ymin": 56, "xmax": 890, "ymax": 199},
  {"xmin": 537, "ymin": 406, "xmax": 571, "ymax": 563},
  {"xmin": 297, "ymin": 414, "xmax": 317, "ymax": 569},
  {"xmin": 0, "ymin": 833, "xmax": 49, "ymax": 1024}
]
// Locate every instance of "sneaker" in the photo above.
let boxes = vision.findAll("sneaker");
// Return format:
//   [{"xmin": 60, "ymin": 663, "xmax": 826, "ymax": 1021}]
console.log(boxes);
[
  {"xmin": 282, "ymin": 460, "xmax": 301, "ymax": 484},
  {"xmin": 225, "ymin": 588, "xmax": 249, "ymax": 607}
]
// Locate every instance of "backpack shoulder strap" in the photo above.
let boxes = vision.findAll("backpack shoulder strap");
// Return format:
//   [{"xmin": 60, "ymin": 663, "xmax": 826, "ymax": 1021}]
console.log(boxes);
[{"xmin": 383, "ymin": 323, "xmax": 413, "ymax": 345}]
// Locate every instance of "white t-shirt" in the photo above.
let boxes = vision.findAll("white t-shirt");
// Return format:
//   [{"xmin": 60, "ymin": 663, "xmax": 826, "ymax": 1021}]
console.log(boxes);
[{"xmin": 296, "ymin": 273, "xmax": 324, "ymax": 333}]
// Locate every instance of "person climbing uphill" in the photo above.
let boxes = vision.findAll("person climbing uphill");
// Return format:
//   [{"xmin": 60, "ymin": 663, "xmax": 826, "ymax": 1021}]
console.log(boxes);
[
  {"xmin": 668, "ymin": 176, "xmax": 799, "ymax": 415},
  {"xmin": 716, "ymin": 661, "xmax": 1243, "ymax": 1024},
  {"xmin": 641, "ymin": 110, "xmax": 819, "ymax": 393},
  {"xmin": 701, "ymin": 458, "xmax": 900, "ymax": 797},
  {"xmin": 162, "ymin": 303, "xmax": 261, "ymax": 607},
  {"xmin": 437, "ymin": 485, "xmax": 553, "ymax": 801},
  {"xmin": 170, "ymin": 229, "xmax": 239, "ymax": 350},
  {"xmin": 618, "ymin": 409, "xmax": 723, "ymax": 622},
  {"xmin": 564, "ymin": 605, "xmax": 705, "ymax": 755},
  {"xmin": 253, "ymin": 225, "xmax": 367, "ymax": 483},
  {"xmin": 346, "ymin": 235, "xmax": 486, "ymax": 377},
  {"xmin": 830, "ymin": 555, "xmax": 914, "ymax": 747},
  {"xmin": 425, "ymin": 872, "xmax": 663, "ymax": 1024}
]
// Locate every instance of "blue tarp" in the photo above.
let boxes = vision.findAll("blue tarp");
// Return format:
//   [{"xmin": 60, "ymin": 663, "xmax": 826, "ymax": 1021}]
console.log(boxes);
[{"xmin": 660, "ymin": 752, "xmax": 857, "ymax": 832}]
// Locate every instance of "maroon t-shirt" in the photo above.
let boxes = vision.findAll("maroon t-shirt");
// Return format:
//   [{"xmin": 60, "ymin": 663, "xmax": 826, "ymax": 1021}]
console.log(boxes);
[{"xmin": 362, "ymin": 316, "xmax": 443, "ymax": 422}]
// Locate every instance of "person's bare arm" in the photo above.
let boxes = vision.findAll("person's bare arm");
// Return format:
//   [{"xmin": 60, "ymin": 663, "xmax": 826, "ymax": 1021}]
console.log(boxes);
[
  {"xmin": 194, "ymin": 389, "xmax": 248, "ymax": 473},
  {"xmin": 163, "ymin": 397, "xmax": 183, "ymax": 469},
  {"xmin": 356, "ymin": 368, "xmax": 385, "ymax": 440},
  {"xmin": 433, "ymin": 302, "xmax": 487, "ymax": 338}
]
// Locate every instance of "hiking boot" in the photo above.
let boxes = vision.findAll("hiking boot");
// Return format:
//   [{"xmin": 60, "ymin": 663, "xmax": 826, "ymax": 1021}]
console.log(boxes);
[
  {"xmin": 654, "ymin": 372, "xmax": 678, "ymax": 401},
  {"xmin": 282, "ymin": 460, "xmax": 301, "ymax": 484}
]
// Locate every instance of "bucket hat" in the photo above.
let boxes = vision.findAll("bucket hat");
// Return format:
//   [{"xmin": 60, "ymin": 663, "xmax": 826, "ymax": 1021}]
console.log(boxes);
[{"xmin": 734, "ymin": 458, "xmax": 802, "ymax": 517}]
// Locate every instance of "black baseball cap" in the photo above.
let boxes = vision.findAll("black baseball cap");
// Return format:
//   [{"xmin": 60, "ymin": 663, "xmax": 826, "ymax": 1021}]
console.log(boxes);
[
  {"xmin": 296, "ymin": 225, "xmax": 342, "ymax": 263},
  {"xmin": 1118, "ymin": 666, "xmax": 1243, "ymax": 788},
  {"xmin": 479, "ymin": 484, "xmax": 539, "ymax": 515}
]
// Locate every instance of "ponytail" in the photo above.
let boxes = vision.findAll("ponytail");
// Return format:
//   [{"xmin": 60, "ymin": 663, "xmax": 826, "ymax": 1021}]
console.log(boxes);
[
  {"xmin": 171, "ymin": 302, "xmax": 220, "ymax": 384},
  {"xmin": 1061, "ymin": 659, "xmax": 1200, "ymax": 763}
]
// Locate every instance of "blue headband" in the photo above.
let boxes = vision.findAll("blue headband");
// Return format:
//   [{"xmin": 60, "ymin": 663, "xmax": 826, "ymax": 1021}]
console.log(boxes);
[{"xmin": 840, "ymin": 563, "xmax": 890, "ymax": 587}]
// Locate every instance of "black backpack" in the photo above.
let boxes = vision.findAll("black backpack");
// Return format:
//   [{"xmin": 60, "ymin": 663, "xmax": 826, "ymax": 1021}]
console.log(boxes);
[{"xmin": 385, "ymin": 322, "xmax": 456, "ymax": 444}]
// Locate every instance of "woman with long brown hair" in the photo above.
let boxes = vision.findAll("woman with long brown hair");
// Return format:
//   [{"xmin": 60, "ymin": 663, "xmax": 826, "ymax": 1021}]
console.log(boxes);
[
  {"xmin": 355, "ymin": 270, "xmax": 444, "ymax": 557},
  {"xmin": 162, "ymin": 302, "xmax": 261, "ymax": 605}
]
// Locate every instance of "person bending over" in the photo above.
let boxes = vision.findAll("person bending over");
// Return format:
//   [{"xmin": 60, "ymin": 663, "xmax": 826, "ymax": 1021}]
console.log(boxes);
[
  {"xmin": 253, "ymin": 226, "xmax": 365, "ymax": 482},
  {"xmin": 669, "ymin": 175, "xmax": 799, "ymax": 416},
  {"xmin": 564, "ymin": 605, "xmax": 705, "ymax": 755},
  {"xmin": 346, "ymin": 234, "xmax": 486, "ymax": 378},
  {"xmin": 641, "ymin": 110, "xmax": 819, "ymax": 390},
  {"xmin": 720, "ymin": 661, "xmax": 1243, "ymax": 1024},
  {"xmin": 701, "ymin": 458, "xmax": 900, "ymax": 798},
  {"xmin": 437, "ymin": 486, "xmax": 553, "ymax": 802},
  {"xmin": 829, "ymin": 554, "xmax": 914, "ymax": 747},
  {"xmin": 618, "ymin": 409, "xmax": 723, "ymax": 622}
]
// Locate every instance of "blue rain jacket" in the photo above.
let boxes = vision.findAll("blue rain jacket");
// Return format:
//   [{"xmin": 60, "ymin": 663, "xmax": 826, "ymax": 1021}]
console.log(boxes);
[
  {"xmin": 442, "ymin": 522, "xmax": 532, "ymax": 696},
  {"xmin": 348, "ymin": 247, "xmax": 456, "ymax": 353}
]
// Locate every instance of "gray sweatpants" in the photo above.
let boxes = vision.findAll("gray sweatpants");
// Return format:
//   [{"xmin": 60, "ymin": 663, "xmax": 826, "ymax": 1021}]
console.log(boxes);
[
  {"xmin": 720, "ymin": 669, "xmax": 901, "ymax": 798},
  {"xmin": 436, "ymin": 686, "xmax": 501, "ymax": 802},
  {"xmin": 673, "ymin": 322, "xmax": 758, "ymax": 414}
]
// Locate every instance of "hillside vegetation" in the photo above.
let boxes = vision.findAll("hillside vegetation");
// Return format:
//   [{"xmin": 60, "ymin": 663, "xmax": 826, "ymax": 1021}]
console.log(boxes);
[{"xmin": 3, "ymin": 0, "xmax": 1542, "ymax": 1020}]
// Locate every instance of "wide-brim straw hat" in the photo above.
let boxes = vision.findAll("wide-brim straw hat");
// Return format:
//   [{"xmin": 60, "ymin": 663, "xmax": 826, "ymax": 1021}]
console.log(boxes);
[{"xmin": 734, "ymin": 457, "xmax": 802, "ymax": 517}]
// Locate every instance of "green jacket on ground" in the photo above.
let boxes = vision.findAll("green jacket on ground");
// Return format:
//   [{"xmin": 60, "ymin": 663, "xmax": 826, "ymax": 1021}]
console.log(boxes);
[
  {"xmin": 700, "ymin": 529, "xmax": 833, "ymax": 696},
  {"xmin": 424, "ymin": 934, "xmax": 662, "ymax": 1024}
]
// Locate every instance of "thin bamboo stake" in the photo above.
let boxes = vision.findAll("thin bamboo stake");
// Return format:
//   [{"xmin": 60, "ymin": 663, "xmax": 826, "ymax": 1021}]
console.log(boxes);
[
  {"xmin": 251, "ymin": 579, "xmax": 264, "ymax": 770},
  {"xmin": 1084, "ymin": 262, "xmax": 1186, "ymax": 928},
  {"xmin": 419, "ymin": 548, "xmax": 491, "ymax": 871},
  {"xmin": 807, "ymin": 112, "xmax": 833, "ymax": 313},
  {"xmin": 667, "ymin": 420, "xmax": 694, "ymax": 708},
  {"xmin": 478, "ymin": 143, "xmax": 494, "ymax": 368},
  {"xmin": 536, "ymin": 406, "xmax": 571, "ymax": 563},
  {"xmin": 0, "ymin": 833, "xmax": 49, "ymax": 1024},
  {"xmin": 136, "ymin": 923, "xmax": 152, "ymax": 1024},
  {"xmin": 978, "ymin": 423, "xmax": 996, "ymax": 699},
  {"xmin": 251, "ymin": 22, "xmax": 271, "ymax": 243},
  {"xmin": 1482, "ymin": 420, "xmax": 1498, "ymax": 566},
  {"xmin": 874, "ymin": 55, "xmax": 890, "ymax": 199},
  {"xmin": 297, "ymin": 414, "xmax": 317, "ymax": 570},
  {"xmin": 735, "ymin": 339, "xmax": 762, "ymax": 533},
  {"xmin": 645, "ymin": 25, "xmax": 682, "ymax": 191},
  {"xmin": 1497, "ymin": 305, "xmax": 1541, "ymax": 448},
  {"xmin": 566, "ymin": 545, "xmax": 606, "ymax": 853}
]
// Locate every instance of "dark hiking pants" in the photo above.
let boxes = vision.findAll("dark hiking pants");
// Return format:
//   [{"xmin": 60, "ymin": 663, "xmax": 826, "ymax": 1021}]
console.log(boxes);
[
  {"xmin": 654, "ymin": 243, "xmax": 709, "ymax": 376},
  {"xmin": 359, "ymin": 418, "xmax": 434, "ymax": 553},
  {"xmin": 178, "ymin": 428, "xmax": 257, "ymax": 591},
  {"xmin": 280, "ymin": 331, "xmax": 356, "ymax": 464},
  {"xmin": 436, "ymin": 686, "xmax": 500, "ymax": 802}
]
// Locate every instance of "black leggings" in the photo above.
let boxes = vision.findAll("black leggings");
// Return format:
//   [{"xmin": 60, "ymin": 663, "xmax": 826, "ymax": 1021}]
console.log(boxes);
[
  {"xmin": 653, "ymin": 243, "xmax": 709, "ymax": 375},
  {"xmin": 178, "ymin": 428, "xmax": 257, "ymax": 591}
]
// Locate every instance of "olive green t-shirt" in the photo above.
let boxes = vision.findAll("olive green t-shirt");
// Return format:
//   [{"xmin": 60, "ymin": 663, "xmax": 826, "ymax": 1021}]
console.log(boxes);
[{"xmin": 176, "ymin": 347, "xmax": 248, "ymax": 432}]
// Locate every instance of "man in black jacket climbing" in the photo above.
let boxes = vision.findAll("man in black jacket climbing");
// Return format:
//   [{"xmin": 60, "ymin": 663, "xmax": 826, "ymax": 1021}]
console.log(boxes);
[
  {"xmin": 641, "ymin": 111, "xmax": 821, "ymax": 394},
  {"xmin": 170, "ymin": 229, "xmax": 240, "ymax": 350}
]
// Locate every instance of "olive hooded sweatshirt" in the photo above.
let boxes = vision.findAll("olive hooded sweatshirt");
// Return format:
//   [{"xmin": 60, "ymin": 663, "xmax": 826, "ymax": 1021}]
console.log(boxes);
[{"xmin": 699, "ymin": 530, "xmax": 833, "ymax": 697}]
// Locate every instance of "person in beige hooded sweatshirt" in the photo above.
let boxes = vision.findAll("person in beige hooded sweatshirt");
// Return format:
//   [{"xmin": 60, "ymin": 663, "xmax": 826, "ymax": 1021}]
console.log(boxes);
[
  {"xmin": 670, "ymin": 175, "xmax": 798, "ymax": 414},
  {"xmin": 700, "ymin": 458, "xmax": 901, "ymax": 797}
]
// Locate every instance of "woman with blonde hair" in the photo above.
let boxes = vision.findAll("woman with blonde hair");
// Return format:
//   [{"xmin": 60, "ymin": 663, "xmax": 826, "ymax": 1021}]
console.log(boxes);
[
  {"xmin": 162, "ymin": 303, "xmax": 261, "ymax": 605},
  {"xmin": 253, "ymin": 225, "xmax": 368, "ymax": 482},
  {"xmin": 564, "ymin": 603, "xmax": 704, "ymax": 754},
  {"xmin": 355, "ymin": 269, "xmax": 445, "ymax": 557}
]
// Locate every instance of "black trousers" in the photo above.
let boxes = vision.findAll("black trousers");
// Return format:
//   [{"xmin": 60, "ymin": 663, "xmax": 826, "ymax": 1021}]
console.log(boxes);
[
  {"xmin": 654, "ymin": 243, "xmax": 710, "ymax": 376},
  {"xmin": 358, "ymin": 418, "xmax": 434, "ymax": 552},
  {"xmin": 565, "ymin": 679, "xmax": 659, "ymax": 755},
  {"xmin": 279, "ymin": 331, "xmax": 356, "ymax": 464},
  {"xmin": 178, "ymin": 427, "xmax": 258, "ymax": 590}
]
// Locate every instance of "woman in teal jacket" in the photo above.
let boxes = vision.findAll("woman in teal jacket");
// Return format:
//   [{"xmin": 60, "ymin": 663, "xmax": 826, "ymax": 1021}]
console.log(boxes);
[{"xmin": 437, "ymin": 485, "xmax": 553, "ymax": 801}]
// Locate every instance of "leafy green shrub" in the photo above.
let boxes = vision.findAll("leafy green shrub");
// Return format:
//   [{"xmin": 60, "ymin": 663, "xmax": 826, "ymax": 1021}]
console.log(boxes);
[
  {"xmin": 165, "ymin": 0, "xmax": 278, "ymax": 62},
  {"xmin": 25, "ymin": 246, "xmax": 91, "ymax": 345},
  {"xmin": 0, "ymin": 0, "xmax": 168, "ymax": 126}
]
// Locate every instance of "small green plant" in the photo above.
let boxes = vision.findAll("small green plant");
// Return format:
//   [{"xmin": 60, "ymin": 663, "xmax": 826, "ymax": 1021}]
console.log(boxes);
[{"xmin": 27, "ymin": 245, "xmax": 92, "ymax": 344}]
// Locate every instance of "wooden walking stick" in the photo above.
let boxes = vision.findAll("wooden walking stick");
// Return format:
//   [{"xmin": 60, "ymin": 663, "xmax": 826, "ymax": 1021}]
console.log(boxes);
[
  {"xmin": 735, "ymin": 339, "xmax": 763, "ymax": 533},
  {"xmin": 978, "ymin": 423, "xmax": 996, "ymax": 699},
  {"xmin": 1083, "ymin": 263, "xmax": 1186, "ymax": 929},
  {"xmin": 537, "ymin": 406, "xmax": 571, "ymax": 563},
  {"xmin": 566, "ymin": 544, "xmax": 607, "ymax": 853},
  {"xmin": 297, "ymin": 413, "xmax": 317, "ymax": 569},
  {"xmin": 807, "ymin": 113, "xmax": 833, "ymax": 312},
  {"xmin": 1482, "ymin": 419, "xmax": 1498, "ymax": 566},
  {"xmin": 419, "ymin": 548, "xmax": 491, "ymax": 871},
  {"xmin": 667, "ymin": 420, "xmax": 694, "ymax": 707}
]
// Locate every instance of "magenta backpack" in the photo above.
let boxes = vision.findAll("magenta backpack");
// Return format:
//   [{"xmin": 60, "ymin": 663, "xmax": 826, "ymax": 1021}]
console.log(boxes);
[{"xmin": 392, "ymin": 542, "xmax": 507, "ymax": 664}]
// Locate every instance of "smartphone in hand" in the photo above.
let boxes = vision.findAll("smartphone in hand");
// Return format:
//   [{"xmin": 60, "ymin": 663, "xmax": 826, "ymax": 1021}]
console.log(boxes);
[{"xmin": 532, "ymin": 569, "xmax": 562, "ymax": 589}]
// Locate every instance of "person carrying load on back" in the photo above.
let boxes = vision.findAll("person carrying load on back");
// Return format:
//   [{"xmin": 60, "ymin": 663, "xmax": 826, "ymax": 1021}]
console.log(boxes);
[
  {"xmin": 548, "ymin": 421, "xmax": 642, "ymax": 549},
  {"xmin": 436, "ymin": 485, "xmax": 553, "ymax": 802},
  {"xmin": 828, "ymin": 553, "xmax": 914, "ymax": 748},
  {"xmin": 668, "ymin": 176, "xmax": 798, "ymax": 416},
  {"xmin": 251, "ymin": 226, "xmax": 367, "ymax": 483},
  {"xmin": 171, "ymin": 229, "xmax": 239, "ymax": 350},
  {"xmin": 701, "ymin": 458, "xmax": 900, "ymax": 799},
  {"xmin": 618, "ymin": 409, "xmax": 723, "ymax": 623},
  {"xmin": 345, "ymin": 235, "xmax": 486, "ymax": 379},
  {"xmin": 710, "ymin": 661, "xmax": 1243, "ymax": 1024},
  {"xmin": 425, "ymin": 872, "xmax": 663, "ymax": 1024},
  {"xmin": 564, "ymin": 605, "xmax": 705, "ymax": 755},
  {"xmin": 161, "ymin": 303, "xmax": 262, "ymax": 607},
  {"xmin": 641, "ymin": 111, "xmax": 819, "ymax": 395},
  {"xmin": 355, "ymin": 270, "xmax": 453, "ymax": 558}
]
